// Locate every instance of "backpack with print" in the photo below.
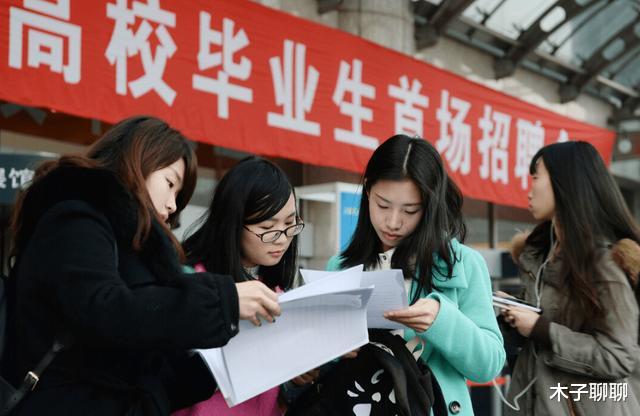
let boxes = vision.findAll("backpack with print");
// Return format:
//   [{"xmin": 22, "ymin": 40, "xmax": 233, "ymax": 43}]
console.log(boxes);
[{"xmin": 285, "ymin": 329, "xmax": 446, "ymax": 416}]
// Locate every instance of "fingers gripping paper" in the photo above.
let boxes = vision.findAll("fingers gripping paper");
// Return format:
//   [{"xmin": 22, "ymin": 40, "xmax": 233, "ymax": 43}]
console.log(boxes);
[{"xmin": 197, "ymin": 266, "xmax": 374, "ymax": 407}]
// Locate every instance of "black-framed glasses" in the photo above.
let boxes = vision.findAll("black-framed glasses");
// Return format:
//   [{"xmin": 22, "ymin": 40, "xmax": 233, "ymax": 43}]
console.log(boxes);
[{"xmin": 243, "ymin": 222, "xmax": 305, "ymax": 243}]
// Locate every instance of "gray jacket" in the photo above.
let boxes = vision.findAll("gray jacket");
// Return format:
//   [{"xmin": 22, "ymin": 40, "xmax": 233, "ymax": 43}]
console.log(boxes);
[{"xmin": 504, "ymin": 234, "xmax": 640, "ymax": 416}]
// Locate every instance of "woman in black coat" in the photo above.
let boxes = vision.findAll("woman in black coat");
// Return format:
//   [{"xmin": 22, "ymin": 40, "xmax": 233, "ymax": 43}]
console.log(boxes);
[{"xmin": 5, "ymin": 116, "xmax": 280, "ymax": 415}]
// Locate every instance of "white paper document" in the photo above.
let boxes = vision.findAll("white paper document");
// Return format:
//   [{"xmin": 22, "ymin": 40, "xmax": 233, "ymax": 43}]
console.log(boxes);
[
  {"xmin": 281, "ymin": 264, "xmax": 363, "ymax": 302},
  {"xmin": 197, "ymin": 265, "xmax": 373, "ymax": 407},
  {"xmin": 302, "ymin": 268, "xmax": 408, "ymax": 329},
  {"xmin": 360, "ymin": 270, "xmax": 408, "ymax": 329}
]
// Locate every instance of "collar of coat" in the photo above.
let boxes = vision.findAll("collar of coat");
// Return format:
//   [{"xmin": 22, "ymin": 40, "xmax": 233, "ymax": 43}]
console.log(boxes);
[
  {"xmin": 16, "ymin": 165, "xmax": 184, "ymax": 283},
  {"xmin": 430, "ymin": 238, "xmax": 469, "ymax": 290},
  {"xmin": 510, "ymin": 230, "xmax": 640, "ymax": 288}
]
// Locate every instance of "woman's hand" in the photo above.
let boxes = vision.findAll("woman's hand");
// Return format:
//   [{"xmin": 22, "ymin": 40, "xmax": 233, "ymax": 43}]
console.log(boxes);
[
  {"xmin": 501, "ymin": 307, "xmax": 540, "ymax": 337},
  {"xmin": 384, "ymin": 298, "xmax": 440, "ymax": 333},
  {"xmin": 291, "ymin": 369, "xmax": 320, "ymax": 386},
  {"xmin": 235, "ymin": 281, "xmax": 281, "ymax": 326}
]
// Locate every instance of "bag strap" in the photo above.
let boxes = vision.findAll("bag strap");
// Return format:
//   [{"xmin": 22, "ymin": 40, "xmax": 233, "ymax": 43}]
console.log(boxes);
[
  {"xmin": 366, "ymin": 343, "xmax": 412, "ymax": 416},
  {"xmin": 368, "ymin": 330, "xmax": 435, "ymax": 416},
  {"xmin": 405, "ymin": 336, "xmax": 425, "ymax": 361},
  {"xmin": 2, "ymin": 241, "xmax": 119, "ymax": 415},
  {"xmin": 1, "ymin": 339, "xmax": 66, "ymax": 415}
]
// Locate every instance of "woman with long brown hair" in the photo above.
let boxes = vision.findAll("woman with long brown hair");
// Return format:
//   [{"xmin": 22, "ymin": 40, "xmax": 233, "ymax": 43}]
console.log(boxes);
[
  {"xmin": 3, "ymin": 116, "xmax": 280, "ymax": 416},
  {"xmin": 500, "ymin": 141, "xmax": 640, "ymax": 415}
]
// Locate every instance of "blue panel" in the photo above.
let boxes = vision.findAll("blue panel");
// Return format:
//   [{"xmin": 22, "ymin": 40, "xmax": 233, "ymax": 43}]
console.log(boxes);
[{"xmin": 339, "ymin": 191, "xmax": 361, "ymax": 251}]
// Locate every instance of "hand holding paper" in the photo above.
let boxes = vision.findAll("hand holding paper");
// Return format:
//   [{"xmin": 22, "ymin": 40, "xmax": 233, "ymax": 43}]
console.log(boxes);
[
  {"xmin": 198, "ymin": 266, "xmax": 372, "ymax": 407},
  {"xmin": 235, "ymin": 280, "xmax": 280, "ymax": 326},
  {"xmin": 384, "ymin": 297, "xmax": 440, "ymax": 333}
]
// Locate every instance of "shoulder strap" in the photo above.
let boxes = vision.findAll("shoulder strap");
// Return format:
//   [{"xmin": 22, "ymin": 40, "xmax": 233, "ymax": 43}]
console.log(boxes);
[
  {"xmin": 368, "ymin": 330, "xmax": 429, "ymax": 416},
  {"xmin": 367, "ymin": 330, "xmax": 445, "ymax": 416},
  {"xmin": 1, "ymin": 339, "xmax": 65, "ymax": 415},
  {"xmin": 2, "ymin": 241, "xmax": 119, "ymax": 415},
  {"xmin": 366, "ymin": 342, "xmax": 412, "ymax": 416}
]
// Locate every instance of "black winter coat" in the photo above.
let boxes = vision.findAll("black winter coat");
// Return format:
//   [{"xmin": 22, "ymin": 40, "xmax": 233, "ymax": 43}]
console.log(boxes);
[{"xmin": 7, "ymin": 166, "xmax": 240, "ymax": 415}]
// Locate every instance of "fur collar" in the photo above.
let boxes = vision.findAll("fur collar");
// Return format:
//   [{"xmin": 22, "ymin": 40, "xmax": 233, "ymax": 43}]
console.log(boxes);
[
  {"xmin": 510, "ymin": 231, "xmax": 531, "ymax": 267},
  {"xmin": 16, "ymin": 165, "xmax": 184, "ymax": 283},
  {"xmin": 510, "ymin": 231, "xmax": 640, "ymax": 287}
]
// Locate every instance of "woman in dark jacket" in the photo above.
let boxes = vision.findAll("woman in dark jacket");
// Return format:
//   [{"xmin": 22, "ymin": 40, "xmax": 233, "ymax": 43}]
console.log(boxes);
[{"xmin": 5, "ymin": 116, "xmax": 280, "ymax": 415}]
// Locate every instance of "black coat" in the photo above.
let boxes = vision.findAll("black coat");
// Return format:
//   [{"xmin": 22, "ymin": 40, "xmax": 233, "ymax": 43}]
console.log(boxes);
[{"xmin": 7, "ymin": 166, "xmax": 240, "ymax": 415}]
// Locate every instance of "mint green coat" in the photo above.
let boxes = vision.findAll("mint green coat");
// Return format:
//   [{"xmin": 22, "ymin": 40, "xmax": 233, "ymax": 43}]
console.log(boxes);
[{"xmin": 327, "ymin": 240, "xmax": 505, "ymax": 415}]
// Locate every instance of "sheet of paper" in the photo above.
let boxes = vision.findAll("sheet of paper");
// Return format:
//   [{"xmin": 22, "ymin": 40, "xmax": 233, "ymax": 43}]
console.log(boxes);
[
  {"xmin": 300, "ymin": 267, "xmax": 408, "ymax": 329},
  {"xmin": 197, "ymin": 347, "xmax": 234, "ymax": 403},
  {"xmin": 360, "ymin": 269, "xmax": 408, "ymax": 329},
  {"xmin": 197, "ymin": 285, "xmax": 373, "ymax": 407},
  {"xmin": 280, "ymin": 264, "xmax": 363, "ymax": 302},
  {"xmin": 299, "ymin": 268, "xmax": 332, "ymax": 284}
]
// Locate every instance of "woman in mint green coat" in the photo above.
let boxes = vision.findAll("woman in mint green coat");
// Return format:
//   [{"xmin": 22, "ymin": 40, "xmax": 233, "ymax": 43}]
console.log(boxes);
[{"xmin": 327, "ymin": 135, "xmax": 505, "ymax": 415}]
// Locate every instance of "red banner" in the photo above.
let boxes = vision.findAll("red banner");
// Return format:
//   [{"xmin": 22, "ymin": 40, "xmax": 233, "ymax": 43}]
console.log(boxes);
[{"xmin": 0, "ymin": 0, "xmax": 615, "ymax": 208}]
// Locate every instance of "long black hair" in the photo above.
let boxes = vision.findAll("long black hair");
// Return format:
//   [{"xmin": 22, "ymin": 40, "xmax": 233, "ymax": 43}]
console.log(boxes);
[
  {"xmin": 182, "ymin": 156, "xmax": 298, "ymax": 290},
  {"xmin": 340, "ymin": 135, "xmax": 467, "ymax": 304},
  {"xmin": 526, "ymin": 141, "xmax": 640, "ymax": 322}
]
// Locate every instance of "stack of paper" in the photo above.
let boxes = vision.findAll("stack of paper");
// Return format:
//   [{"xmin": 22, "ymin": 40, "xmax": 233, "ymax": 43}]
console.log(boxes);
[{"xmin": 197, "ymin": 266, "xmax": 374, "ymax": 407}]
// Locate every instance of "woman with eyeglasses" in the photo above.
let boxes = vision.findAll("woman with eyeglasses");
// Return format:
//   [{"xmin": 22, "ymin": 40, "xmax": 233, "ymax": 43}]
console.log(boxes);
[{"xmin": 175, "ymin": 156, "xmax": 304, "ymax": 416}]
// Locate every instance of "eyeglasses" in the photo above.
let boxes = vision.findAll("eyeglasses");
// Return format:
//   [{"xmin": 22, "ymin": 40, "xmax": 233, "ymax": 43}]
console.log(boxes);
[{"xmin": 243, "ymin": 222, "xmax": 305, "ymax": 243}]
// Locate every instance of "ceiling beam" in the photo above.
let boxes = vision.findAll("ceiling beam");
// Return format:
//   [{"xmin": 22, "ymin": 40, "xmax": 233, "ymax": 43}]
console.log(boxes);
[
  {"xmin": 415, "ymin": 0, "xmax": 475, "ymax": 49},
  {"xmin": 494, "ymin": 0, "xmax": 593, "ymax": 79},
  {"xmin": 611, "ymin": 95, "xmax": 640, "ymax": 125},
  {"xmin": 448, "ymin": 15, "xmax": 637, "ymax": 103},
  {"xmin": 547, "ymin": 0, "xmax": 612, "ymax": 55},
  {"xmin": 559, "ymin": 19, "xmax": 640, "ymax": 103}
]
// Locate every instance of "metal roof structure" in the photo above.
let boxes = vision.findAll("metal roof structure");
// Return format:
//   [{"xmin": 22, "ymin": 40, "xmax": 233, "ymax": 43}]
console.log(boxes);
[
  {"xmin": 414, "ymin": 0, "xmax": 639, "ymax": 111},
  {"xmin": 321, "ymin": 0, "xmax": 640, "ymax": 158}
]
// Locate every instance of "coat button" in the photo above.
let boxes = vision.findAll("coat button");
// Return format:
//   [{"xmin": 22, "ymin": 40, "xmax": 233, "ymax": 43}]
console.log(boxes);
[
  {"xmin": 448, "ymin": 401, "xmax": 461, "ymax": 414},
  {"xmin": 381, "ymin": 254, "xmax": 387, "ymax": 261},
  {"xmin": 230, "ymin": 323, "xmax": 237, "ymax": 332}
]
